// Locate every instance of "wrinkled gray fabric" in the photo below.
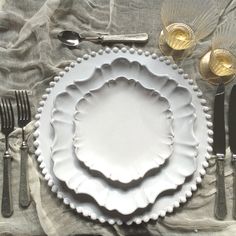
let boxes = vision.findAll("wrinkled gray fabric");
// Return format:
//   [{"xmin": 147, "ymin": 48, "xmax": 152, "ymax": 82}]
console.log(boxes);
[{"xmin": 0, "ymin": 0, "xmax": 236, "ymax": 235}]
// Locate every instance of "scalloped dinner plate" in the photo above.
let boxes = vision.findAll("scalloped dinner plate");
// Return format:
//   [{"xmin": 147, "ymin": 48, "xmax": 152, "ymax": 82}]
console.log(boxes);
[
  {"xmin": 34, "ymin": 47, "xmax": 212, "ymax": 224},
  {"xmin": 73, "ymin": 77, "xmax": 174, "ymax": 184},
  {"xmin": 51, "ymin": 58, "xmax": 198, "ymax": 215}
]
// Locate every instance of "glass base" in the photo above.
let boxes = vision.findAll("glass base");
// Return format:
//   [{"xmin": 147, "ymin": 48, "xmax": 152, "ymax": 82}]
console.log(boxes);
[
  {"xmin": 199, "ymin": 51, "xmax": 235, "ymax": 85},
  {"xmin": 158, "ymin": 30, "xmax": 195, "ymax": 61}
]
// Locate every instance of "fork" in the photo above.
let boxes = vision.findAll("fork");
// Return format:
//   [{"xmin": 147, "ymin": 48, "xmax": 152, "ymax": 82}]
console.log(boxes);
[
  {"xmin": 0, "ymin": 98, "xmax": 14, "ymax": 217},
  {"xmin": 15, "ymin": 91, "xmax": 31, "ymax": 208}
]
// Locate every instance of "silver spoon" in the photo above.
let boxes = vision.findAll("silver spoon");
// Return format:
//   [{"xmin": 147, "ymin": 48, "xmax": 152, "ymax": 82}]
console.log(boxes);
[{"xmin": 58, "ymin": 31, "xmax": 148, "ymax": 47}]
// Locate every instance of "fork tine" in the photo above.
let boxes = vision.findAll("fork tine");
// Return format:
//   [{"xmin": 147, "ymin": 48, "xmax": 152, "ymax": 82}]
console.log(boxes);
[
  {"xmin": 15, "ymin": 91, "xmax": 20, "ymax": 121},
  {"xmin": 21, "ymin": 91, "xmax": 27, "ymax": 120},
  {"xmin": 2, "ymin": 99, "xmax": 7, "ymax": 128},
  {"xmin": 0, "ymin": 102, "xmax": 4, "ymax": 130},
  {"xmin": 9, "ymin": 99, "xmax": 14, "ymax": 128},
  {"xmin": 6, "ymin": 99, "xmax": 11, "ymax": 129},
  {"xmin": 18, "ymin": 91, "xmax": 23, "ymax": 120},
  {"xmin": 5, "ymin": 99, "xmax": 10, "ymax": 128},
  {"xmin": 25, "ymin": 91, "xmax": 31, "ymax": 121}
]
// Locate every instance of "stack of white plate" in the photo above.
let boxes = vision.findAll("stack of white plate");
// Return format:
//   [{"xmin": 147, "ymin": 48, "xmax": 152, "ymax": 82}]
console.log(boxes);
[{"xmin": 34, "ymin": 47, "xmax": 212, "ymax": 225}]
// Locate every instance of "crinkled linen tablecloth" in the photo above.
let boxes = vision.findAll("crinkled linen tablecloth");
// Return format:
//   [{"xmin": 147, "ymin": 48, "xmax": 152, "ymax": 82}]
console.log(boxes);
[{"xmin": 0, "ymin": 0, "xmax": 236, "ymax": 235}]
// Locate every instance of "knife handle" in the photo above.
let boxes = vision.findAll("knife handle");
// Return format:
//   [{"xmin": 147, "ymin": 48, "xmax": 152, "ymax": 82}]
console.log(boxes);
[
  {"xmin": 215, "ymin": 157, "xmax": 227, "ymax": 220},
  {"xmin": 232, "ymin": 156, "xmax": 236, "ymax": 219}
]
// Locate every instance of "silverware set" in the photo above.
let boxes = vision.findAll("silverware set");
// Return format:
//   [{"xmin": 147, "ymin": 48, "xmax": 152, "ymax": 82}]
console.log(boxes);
[
  {"xmin": 213, "ymin": 83, "xmax": 236, "ymax": 220},
  {"xmin": 0, "ymin": 91, "xmax": 31, "ymax": 217},
  {"xmin": 0, "ymin": 85, "xmax": 235, "ymax": 221}
]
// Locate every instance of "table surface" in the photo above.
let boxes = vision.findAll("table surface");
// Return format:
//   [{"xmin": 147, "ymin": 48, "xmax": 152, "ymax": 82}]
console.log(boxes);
[{"xmin": 0, "ymin": 0, "xmax": 236, "ymax": 235}]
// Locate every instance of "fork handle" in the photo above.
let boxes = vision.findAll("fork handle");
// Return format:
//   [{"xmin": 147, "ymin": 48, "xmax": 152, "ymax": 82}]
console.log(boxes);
[
  {"xmin": 19, "ymin": 144, "xmax": 31, "ymax": 208},
  {"xmin": 1, "ymin": 152, "xmax": 13, "ymax": 217}
]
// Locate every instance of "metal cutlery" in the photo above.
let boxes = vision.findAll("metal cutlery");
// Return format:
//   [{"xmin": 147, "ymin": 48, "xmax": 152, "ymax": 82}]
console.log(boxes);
[
  {"xmin": 0, "ymin": 99, "xmax": 14, "ymax": 217},
  {"xmin": 15, "ymin": 91, "xmax": 31, "ymax": 208},
  {"xmin": 228, "ymin": 84, "xmax": 236, "ymax": 219},
  {"xmin": 57, "ymin": 30, "xmax": 149, "ymax": 47},
  {"xmin": 213, "ymin": 82, "xmax": 227, "ymax": 220}
]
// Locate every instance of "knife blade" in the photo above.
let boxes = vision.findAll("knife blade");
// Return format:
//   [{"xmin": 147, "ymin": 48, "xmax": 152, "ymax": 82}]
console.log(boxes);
[
  {"xmin": 229, "ymin": 84, "xmax": 236, "ymax": 219},
  {"xmin": 213, "ymin": 82, "xmax": 227, "ymax": 220}
]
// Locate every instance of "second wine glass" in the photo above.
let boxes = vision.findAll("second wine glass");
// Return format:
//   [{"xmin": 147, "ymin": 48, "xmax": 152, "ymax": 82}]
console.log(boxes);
[{"xmin": 199, "ymin": 13, "xmax": 236, "ymax": 84}]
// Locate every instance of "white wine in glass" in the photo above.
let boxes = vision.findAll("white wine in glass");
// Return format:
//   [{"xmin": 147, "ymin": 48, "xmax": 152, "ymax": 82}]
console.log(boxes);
[
  {"xmin": 209, "ymin": 49, "xmax": 236, "ymax": 76},
  {"xmin": 164, "ymin": 23, "xmax": 196, "ymax": 50}
]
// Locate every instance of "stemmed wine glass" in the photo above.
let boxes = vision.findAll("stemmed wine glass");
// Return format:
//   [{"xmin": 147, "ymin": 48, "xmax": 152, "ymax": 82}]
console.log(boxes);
[
  {"xmin": 199, "ymin": 13, "xmax": 236, "ymax": 84},
  {"xmin": 159, "ymin": 0, "xmax": 219, "ymax": 60}
]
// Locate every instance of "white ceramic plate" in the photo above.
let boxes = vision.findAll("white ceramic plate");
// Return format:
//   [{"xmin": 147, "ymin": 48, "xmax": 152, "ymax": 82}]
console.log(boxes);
[
  {"xmin": 51, "ymin": 56, "xmax": 197, "ymax": 215},
  {"xmin": 73, "ymin": 77, "xmax": 174, "ymax": 184},
  {"xmin": 34, "ymin": 47, "xmax": 212, "ymax": 224}
]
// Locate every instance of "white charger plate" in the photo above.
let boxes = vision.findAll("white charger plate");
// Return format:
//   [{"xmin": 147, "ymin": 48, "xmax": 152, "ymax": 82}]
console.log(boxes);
[
  {"xmin": 34, "ymin": 47, "xmax": 212, "ymax": 224},
  {"xmin": 73, "ymin": 77, "xmax": 174, "ymax": 184}
]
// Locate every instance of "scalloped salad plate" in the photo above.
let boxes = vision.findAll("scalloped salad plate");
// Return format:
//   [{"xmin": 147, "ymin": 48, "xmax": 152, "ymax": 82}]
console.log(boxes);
[
  {"xmin": 73, "ymin": 77, "xmax": 174, "ymax": 184},
  {"xmin": 34, "ymin": 47, "xmax": 212, "ymax": 224}
]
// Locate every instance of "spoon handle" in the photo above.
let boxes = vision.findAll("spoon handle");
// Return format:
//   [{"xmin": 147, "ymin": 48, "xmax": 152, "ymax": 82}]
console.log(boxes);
[{"xmin": 99, "ymin": 33, "xmax": 148, "ymax": 43}]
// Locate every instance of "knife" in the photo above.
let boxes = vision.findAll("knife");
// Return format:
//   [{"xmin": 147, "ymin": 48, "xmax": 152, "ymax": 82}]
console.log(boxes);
[
  {"xmin": 213, "ymin": 82, "xmax": 227, "ymax": 220},
  {"xmin": 229, "ymin": 84, "xmax": 236, "ymax": 219}
]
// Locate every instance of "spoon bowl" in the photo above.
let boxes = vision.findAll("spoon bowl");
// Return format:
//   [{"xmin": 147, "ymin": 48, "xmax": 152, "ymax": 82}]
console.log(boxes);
[{"xmin": 57, "ymin": 31, "xmax": 81, "ymax": 47}]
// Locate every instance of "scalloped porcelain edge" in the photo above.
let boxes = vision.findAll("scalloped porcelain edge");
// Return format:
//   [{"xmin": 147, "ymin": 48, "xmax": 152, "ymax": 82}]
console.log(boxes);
[
  {"xmin": 33, "ymin": 46, "xmax": 213, "ymax": 225},
  {"xmin": 73, "ymin": 76, "xmax": 174, "ymax": 184}
]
